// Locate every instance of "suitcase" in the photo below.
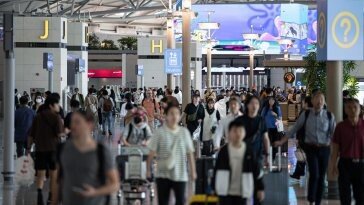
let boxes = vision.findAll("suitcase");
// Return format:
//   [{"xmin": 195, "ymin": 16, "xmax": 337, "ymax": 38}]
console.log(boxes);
[
  {"xmin": 189, "ymin": 195, "xmax": 219, "ymax": 205},
  {"xmin": 195, "ymin": 157, "xmax": 215, "ymax": 194}
]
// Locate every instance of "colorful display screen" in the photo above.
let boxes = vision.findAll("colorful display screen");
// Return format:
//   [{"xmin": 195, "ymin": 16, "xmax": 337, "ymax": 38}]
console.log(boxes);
[
  {"xmin": 88, "ymin": 69, "xmax": 122, "ymax": 78},
  {"xmin": 177, "ymin": 4, "xmax": 318, "ymax": 55}
]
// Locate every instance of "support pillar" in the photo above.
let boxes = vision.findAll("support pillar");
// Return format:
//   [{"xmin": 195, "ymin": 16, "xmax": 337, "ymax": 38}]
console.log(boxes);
[
  {"xmin": 2, "ymin": 13, "xmax": 15, "ymax": 205},
  {"xmin": 182, "ymin": 10, "xmax": 191, "ymax": 111},
  {"xmin": 48, "ymin": 70, "xmax": 54, "ymax": 92},
  {"xmin": 206, "ymin": 46, "xmax": 212, "ymax": 90},
  {"xmin": 249, "ymin": 51, "xmax": 254, "ymax": 89},
  {"xmin": 167, "ymin": 18, "xmax": 175, "ymax": 89},
  {"xmin": 325, "ymin": 61, "xmax": 342, "ymax": 200}
]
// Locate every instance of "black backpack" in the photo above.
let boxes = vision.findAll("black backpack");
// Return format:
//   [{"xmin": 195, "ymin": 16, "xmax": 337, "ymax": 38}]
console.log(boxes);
[
  {"xmin": 296, "ymin": 110, "xmax": 332, "ymax": 149},
  {"xmin": 57, "ymin": 142, "xmax": 111, "ymax": 205},
  {"xmin": 126, "ymin": 123, "xmax": 148, "ymax": 143}
]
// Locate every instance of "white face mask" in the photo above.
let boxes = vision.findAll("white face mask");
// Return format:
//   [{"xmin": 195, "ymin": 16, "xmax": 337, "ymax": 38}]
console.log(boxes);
[{"xmin": 36, "ymin": 99, "xmax": 42, "ymax": 103}]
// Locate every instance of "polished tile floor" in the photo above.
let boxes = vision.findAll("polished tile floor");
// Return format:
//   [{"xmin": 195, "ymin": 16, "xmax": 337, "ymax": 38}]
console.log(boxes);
[{"xmin": 0, "ymin": 119, "xmax": 342, "ymax": 205}]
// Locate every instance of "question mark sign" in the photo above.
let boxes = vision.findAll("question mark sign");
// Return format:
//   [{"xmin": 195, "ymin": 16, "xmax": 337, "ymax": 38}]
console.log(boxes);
[{"xmin": 340, "ymin": 18, "xmax": 351, "ymax": 43}]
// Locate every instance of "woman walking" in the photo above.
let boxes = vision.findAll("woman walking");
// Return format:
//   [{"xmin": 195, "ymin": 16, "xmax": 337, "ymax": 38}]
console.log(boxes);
[{"xmin": 147, "ymin": 104, "xmax": 197, "ymax": 205}]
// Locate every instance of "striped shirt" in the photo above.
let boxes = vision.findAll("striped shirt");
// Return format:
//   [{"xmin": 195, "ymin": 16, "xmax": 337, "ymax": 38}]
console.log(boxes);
[{"xmin": 148, "ymin": 125, "xmax": 194, "ymax": 182}]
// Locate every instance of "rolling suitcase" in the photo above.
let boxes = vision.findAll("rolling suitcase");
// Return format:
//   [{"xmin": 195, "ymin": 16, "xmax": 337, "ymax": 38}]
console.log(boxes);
[{"xmin": 195, "ymin": 157, "xmax": 215, "ymax": 194}]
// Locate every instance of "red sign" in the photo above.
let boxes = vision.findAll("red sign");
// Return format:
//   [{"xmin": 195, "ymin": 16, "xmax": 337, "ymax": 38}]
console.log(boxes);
[{"xmin": 88, "ymin": 69, "xmax": 122, "ymax": 78}]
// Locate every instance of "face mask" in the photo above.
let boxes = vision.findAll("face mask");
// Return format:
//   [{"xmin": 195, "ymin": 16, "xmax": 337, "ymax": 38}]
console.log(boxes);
[{"xmin": 36, "ymin": 99, "xmax": 42, "ymax": 103}]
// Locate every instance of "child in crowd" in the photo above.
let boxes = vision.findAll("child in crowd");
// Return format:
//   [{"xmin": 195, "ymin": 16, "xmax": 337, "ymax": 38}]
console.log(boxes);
[
  {"xmin": 213, "ymin": 119, "xmax": 265, "ymax": 205},
  {"xmin": 120, "ymin": 107, "xmax": 152, "ymax": 146}
]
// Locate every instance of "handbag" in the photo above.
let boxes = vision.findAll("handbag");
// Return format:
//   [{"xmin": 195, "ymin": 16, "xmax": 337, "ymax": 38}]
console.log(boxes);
[
  {"xmin": 192, "ymin": 124, "xmax": 201, "ymax": 141},
  {"xmin": 187, "ymin": 105, "xmax": 200, "ymax": 122},
  {"xmin": 15, "ymin": 156, "xmax": 35, "ymax": 187},
  {"xmin": 276, "ymin": 120, "xmax": 284, "ymax": 132},
  {"xmin": 87, "ymin": 96, "xmax": 97, "ymax": 114},
  {"xmin": 295, "ymin": 147, "xmax": 306, "ymax": 162}
]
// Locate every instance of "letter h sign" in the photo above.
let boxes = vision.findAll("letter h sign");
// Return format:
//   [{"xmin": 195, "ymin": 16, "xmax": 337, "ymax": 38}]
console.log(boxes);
[{"xmin": 151, "ymin": 40, "xmax": 163, "ymax": 54}]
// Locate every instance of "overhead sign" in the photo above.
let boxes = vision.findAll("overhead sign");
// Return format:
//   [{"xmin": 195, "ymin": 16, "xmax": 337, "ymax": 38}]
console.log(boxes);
[
  {"xmin": 284, "ymin": 72, "xmax": 295, "ymax": 84},
  {"xmin": 88, "ymin": 69, "xmax": 122, "ymax": 78},
  {"xmin": 135, "ymin": 65, "xmax": 144, "ymax": 76},
  {"xmin": 317, "ymin": 0, "xmax": 364, "ymax": 60},
  {"xmin": 164, "ymin": 49, "xmax": 182, "ymax": 74}
]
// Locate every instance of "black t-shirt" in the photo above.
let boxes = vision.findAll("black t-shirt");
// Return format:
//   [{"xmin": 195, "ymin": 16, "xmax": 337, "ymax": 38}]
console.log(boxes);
[
  {"xmin": 237, "ymin": 115, "xmax": 267, "ymax": 139},
  {"xmin": 236, "ymin": 115, "xmax": 268, "ymax": 159},
  {"xmin": 184, "ymin": 103, "xmax": 205, "ymax": 120},
  {"xmin": 64, "ymin": 112, "xmax": 73, "ymax": 129},
  {"xmin": 184, "ymin": 103, "xmax": 205, "ymax": 133}
]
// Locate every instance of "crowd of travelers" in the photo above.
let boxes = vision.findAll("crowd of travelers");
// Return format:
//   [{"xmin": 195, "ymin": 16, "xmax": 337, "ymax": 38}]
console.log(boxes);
[{"xmin": 12, "ymin": 84, "xmax": 364, "ymax": 205}]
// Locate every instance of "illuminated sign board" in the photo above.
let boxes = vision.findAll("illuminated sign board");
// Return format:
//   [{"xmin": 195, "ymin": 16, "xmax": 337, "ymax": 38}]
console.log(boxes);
[{"xmin": 88, "ymin": 69, "xmax": 122, "ymax": 78}]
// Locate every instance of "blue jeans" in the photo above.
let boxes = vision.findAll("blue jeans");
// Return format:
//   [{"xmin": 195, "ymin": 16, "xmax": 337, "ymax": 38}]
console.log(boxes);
[
  {"xmin": 102, "ymin": 112, "xmax": 112, "ymax": 132},
  {"xmin": 305, "ymin": 145, "xmax": 330, "ymax": 205}
]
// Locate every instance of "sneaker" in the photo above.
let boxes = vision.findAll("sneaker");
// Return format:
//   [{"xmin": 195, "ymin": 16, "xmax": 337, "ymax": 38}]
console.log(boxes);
[
  {"xmin": 109, "ymin": 131, "xmax": 112, "ymax": 136},
  {"xmin": 290, "ymin": 174, "xmax": 301, "ymax": 180},
  {"xmin": 37, "ymin": 190, "xmax": 44, "ymax": 205},
  {"xmin": 102, "ymin": 131, "xmax": 106, "ymax": 135}
]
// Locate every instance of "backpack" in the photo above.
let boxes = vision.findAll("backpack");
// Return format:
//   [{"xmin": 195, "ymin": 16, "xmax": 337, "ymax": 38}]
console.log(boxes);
[
  {"xmin": 296, "ymin": 110, "xmax": 332, "ymax": 149},
  {"xmin": 57, "ymin": 142, "xmax": 111, "ymax": 205},
  {"xmin": 103, "ymin": 98, "xmax": 113, "ymax": 112},
  {"xmin": 126, "ymin": 123, "xmax": 148, "ymax": 143}
]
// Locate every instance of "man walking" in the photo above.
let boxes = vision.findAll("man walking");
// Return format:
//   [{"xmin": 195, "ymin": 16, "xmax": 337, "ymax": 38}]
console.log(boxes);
[
  {"xmin": 71, "ymin": 88, "xmax": 85, "ymax": 109},
  {"xmin": 99, "ymin": 90, "xmax": 114, "ymax": 136},
  {"xmin": 28, "ymin": 93, "xmax": 64, "ymax": 205},
  {"xmin": 275, "ymin": 91, "xmax": 336, "ymax": 205},
  {"xmin": 15, "ymin": 96, "xmax": 35, "ymax": 157},
  {"xmin": 329, "ymin": 98, "xmax": 364, "ymax": 205}
]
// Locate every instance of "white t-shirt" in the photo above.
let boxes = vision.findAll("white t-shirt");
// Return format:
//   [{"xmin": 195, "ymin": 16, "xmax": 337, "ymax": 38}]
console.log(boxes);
[
  {"xmin": 148, "ymin": 125, "xmax": 194, "ymax": 182},
  {"xmin": 228, "ymin": 143, "xmax": 246, "ymax": 196},
  {"xmin": 214, "ymin": 113, "xmax": 243, "ymax": 147}
]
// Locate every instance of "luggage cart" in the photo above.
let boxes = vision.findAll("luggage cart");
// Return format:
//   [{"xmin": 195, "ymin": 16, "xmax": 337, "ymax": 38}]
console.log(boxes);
[{"xmin": 116, "ymin": 146, "xmax": 154, "ymax": 205}]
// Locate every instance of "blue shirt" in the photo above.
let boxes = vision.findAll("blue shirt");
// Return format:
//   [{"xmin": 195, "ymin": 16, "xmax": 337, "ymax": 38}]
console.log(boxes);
[
  {"xmin": 261, "ymin": 106, "xmax": 282, "ymax": 129},
  {"xmin": 287, "ymin": 109, "xmax": 336, "ymax": 145},
  {"xmin": 15, "ymin": 106, "xmax": 35, "ymax": 142}
]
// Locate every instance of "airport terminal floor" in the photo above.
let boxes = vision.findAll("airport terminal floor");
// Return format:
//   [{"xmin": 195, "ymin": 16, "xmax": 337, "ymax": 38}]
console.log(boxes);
[{"xmin": 0, "ymin": 119, "xmax": 343, "ymax": 205}]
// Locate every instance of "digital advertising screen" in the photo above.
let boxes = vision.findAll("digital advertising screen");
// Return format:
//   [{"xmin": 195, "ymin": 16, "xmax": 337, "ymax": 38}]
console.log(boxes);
[
  {"xmin": 43, "ymin": 53, "xmax": 54, "ymax": 71},
  {"xmin": 180, "ymin": 4, "xmax": 318, "ymax": 55}
]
